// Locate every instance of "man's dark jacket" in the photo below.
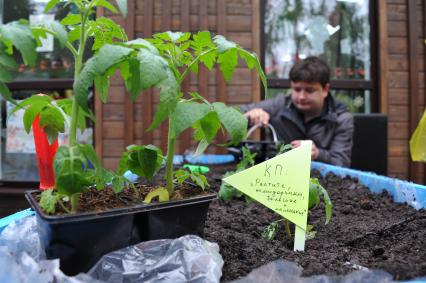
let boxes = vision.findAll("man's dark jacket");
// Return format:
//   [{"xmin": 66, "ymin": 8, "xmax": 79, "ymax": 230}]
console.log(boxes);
[{"xmin": 240, "ymin": 94, "xmax": 354, "ymax": 167}]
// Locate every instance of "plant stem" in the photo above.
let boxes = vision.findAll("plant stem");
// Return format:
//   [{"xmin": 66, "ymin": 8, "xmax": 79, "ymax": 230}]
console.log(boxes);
[
  {"xmin": 284, "ymin": 219, "xmax": 292, "ymax": 239},
  {"xmin": 70, "ymin": 194, "xmax": 79, "ymax": 213},
  {"xmin": 165, "ymin": 118, "xmax": 176, "ymax": 195},
  {"xmin": 67, "ymin": 8, "xmax": 88, "ymax": 213},
  {"xmin": 58, "ymin": 198, "xmax": 71, "ymax": 214},
  {"xmin": 179, "ymin": 48, "xmax": 216, "ymax": 84}
]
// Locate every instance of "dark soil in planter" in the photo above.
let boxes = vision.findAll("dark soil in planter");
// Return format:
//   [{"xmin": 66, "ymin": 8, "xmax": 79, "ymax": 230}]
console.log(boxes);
[
  {"xmin": 34, "ymin": 169, "xmax": 211, "ymax": 215},
  {"xmin": 203, "ymin": 164, "xmax": 426, "ymax": 282}
]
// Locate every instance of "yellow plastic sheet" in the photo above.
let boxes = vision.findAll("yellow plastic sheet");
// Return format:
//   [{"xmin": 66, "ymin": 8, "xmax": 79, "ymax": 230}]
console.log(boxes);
[{"xmin": 410, "ymin": 109, "xmax": 426, "ymax": 162}]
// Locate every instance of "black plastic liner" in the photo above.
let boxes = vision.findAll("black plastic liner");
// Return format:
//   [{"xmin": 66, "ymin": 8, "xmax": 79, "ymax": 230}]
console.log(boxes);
[{"xmin": 25, "ymin": 190, "xmax": 216, "ymax": 276}]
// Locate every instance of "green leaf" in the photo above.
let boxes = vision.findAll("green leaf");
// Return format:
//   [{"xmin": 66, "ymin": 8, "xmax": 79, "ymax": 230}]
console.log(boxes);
[
  {"xmin": 56, "ymin": 172, "xmax": 92, "ymax": 195},
  {"xmin": 144, "ymin": 187, "xmax": 169, "ymax": 203},
  {"xmin": 0, "ymin": 65, "xmax": 14, "ymax": 83},
  {"xmin": 238, "ymin": 48, "xmax": 268, "ymax": 98},
  {"xmin": 218, "ymin": 182, "xmax": 235, "ymax": 202},
  {"xmin": 40, "ymin": 106, "xmax": 65, "ymax": 133},
  {"xmin": 0, "ymin": 53, "xmax": 18, "ymax": 69},
  {"xmin": 0, "ymin": 82, "xmax": 13, "ymax": 103},
  {"xmin": 309, "ymin": 178, "xmax": 333, "ymax": 224},
  {"xmin": 23, "ymin": 103, "xmax": 46, "ymax": 133},
  {"xmin": 40, "ymin": 189, "xmax": 58, "ymax": 214},
  {"xmin": 154, "ymin": 31, "xmax": 187, "ymax": 42},
  {"xmin": 189, "ymin": 172, "xmax": 208, "ymax": 190},
  {"xmin": 137, "ymin": 48, "xmax": 168, "ymax": 90},
  {"xmin": 126, "ymin": 38, "xmax": 158, "ymax": 54},
  {"xmin": 217, "ymin": 48, "xmax": 238, "ymax": 81},
  {"xmin": 138, "ymin": 146, "xmax": 161, "ymax": 181},
  {"xmin": 174, "ymin": 169, "xmax": 190, "ymax": 184},
  {"xmin": 193, "ymin": 31, "xmax": 212, "ymax": 50},
  {"xmin": 60, "ymin": 14, "xmax": 81, "ymax": 25},
  {"xmin": 126, "ymin": 58, "xmax": 141, "ymax": 100},
  {"xmin": 199, "ymin": 49, "xmax": 217, "ymax": 70},
  {"xmin": 115, "ymin": 0, "xmax": 128, "ymax": 17},
  {"xmin": 54, "ymin": 145, "xmax": 91, "ymax": 196},
  {"xmin": 94, "ymin": 74, "xmax": 110, "ymax": 103},
  {"xmin": 96, "ymin": 0, "xmax": 118, "ymax": 14},
  {"xmin": 44, "ymin": 0, "xmax": 60, "ymax": 13},
  {"xmin": 197, "ymin": 111, "xmax": 221, "ymax": 142},
  {"xmin": 68, "ymin": 25, "xmax": 81, "ymax": 42},
  {"xmin": 308, "ymin": 181, "xmax": 320, "ymax": 209},
  {"xmin": 170, "ymin": 102, "xmax": 211, "ymax": 138},
  {"xmin": 148, "ymin": 69, "xmax": 179, "ymax": 131},
  {"xmin": 0, "ymin": 21, "xmax": 37, "ymax": 66},
  {"xmin": 213, "ymin": 35, "xmax": 237, "ymax": 53},
  {"xmin": 117, "ymin": 152, "xmax": 129, "ymax": 175},
  {"xmin": 111, "ymin": 175, "xmax": 126, "ymax": 193},
  {"xmin": 212, "ymin": 102, "xmax": 247, "ymax": 145},
  {"xmin": 49, "ymin": 21, "xmax": 68, "ymax": 48},
  {"xmin": 125, "ymin": 144, "xmax": 163, "ymax": 180},
  {"xmin": 74, "ymin": 44, "xmax": 132, "ymax": 110},
  {"xmin": 262, "ymin": 221, "xmax": 279, "ymax": 240},
  {"xmin": 91, "ymin": 17, "xmax": 127, "ymax": 51},
  {"xmin": 78, "ymin": 144, "xmax": 101, "ymax": 169},
  {"xmin": 119, "ymin": 60, "xmax": 130, "ymax": 80}
]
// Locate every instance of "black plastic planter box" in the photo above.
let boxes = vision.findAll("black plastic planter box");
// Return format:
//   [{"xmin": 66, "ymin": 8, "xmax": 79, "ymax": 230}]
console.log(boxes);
[{"xmin": 25, "ymin": 190, "xmax": 216, "ymax": 275}]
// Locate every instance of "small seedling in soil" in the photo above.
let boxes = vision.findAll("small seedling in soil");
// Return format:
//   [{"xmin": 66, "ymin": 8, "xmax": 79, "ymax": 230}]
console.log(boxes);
[{"xmin": 262, "ymin": 177, "xmax": 333, "ymax": 240}]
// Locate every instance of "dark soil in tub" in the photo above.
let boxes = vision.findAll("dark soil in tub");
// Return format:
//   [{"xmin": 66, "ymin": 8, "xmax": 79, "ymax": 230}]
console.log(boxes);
[{"xmin": 203, "ymin": 164, "xmax": 426, "ymax": 282}]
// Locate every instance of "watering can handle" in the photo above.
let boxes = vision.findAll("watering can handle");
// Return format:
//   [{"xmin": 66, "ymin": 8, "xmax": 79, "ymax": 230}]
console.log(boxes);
[{"xmin": 246, "ymin": 123, "xmax": 278, "ymax": 143}]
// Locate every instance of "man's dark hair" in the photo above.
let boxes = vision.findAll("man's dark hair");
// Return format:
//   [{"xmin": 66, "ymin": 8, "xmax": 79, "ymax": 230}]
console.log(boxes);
[{"xmin": 289, "ymin": 56, "xmax": 330, "ymax": 87}]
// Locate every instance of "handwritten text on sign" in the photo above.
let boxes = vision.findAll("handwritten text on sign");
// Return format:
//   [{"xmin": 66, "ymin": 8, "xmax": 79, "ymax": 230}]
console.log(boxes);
[{"xmin": 223, "ymin": 141, "xmax": 311, "ymax": 230}]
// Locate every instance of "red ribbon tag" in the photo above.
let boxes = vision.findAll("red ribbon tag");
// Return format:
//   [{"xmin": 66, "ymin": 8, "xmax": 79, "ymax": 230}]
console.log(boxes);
[{"xmin": 32, "ymin": 115, "xmax": 58, "ymax": 190}]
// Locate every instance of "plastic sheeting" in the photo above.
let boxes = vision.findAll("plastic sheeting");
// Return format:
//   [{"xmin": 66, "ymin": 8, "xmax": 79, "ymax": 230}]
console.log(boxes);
[
  {"xmin": 0, "ymin": 215, "xmax": 223, "ymax": 283},
  {"xmin": 231, "ymin": 259, "xmax": 395, "ymax": 283},
  {"xmin": 88, "ymin": 235, "xmax": 224, "ymax": 283}
]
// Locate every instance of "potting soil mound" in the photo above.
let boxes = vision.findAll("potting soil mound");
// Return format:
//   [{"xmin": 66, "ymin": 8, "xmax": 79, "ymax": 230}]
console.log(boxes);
[{"xmin": 203, "ymin": 165, "xmax": 426, "ymax": 282}]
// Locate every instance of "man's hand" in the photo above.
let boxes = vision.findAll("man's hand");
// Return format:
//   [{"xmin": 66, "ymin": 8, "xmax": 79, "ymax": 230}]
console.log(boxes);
[
  {"xmin": 243, "ymin": 108, "xmax": 270, "ymax": 126},
  {"xmin": 290, "ymin": 140, "xmax": 319, "ymax": 160}
]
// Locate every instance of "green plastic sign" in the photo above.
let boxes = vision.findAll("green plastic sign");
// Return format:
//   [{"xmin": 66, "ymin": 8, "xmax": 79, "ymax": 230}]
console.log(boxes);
[{"xmin": 223, "ymin": 140, "xmax": 312, "ymax": 251}]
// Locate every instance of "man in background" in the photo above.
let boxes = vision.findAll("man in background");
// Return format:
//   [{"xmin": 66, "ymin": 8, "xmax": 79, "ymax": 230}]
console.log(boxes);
[{"xmin": 241, "ymin": 56, "xmax": 353, "ymax": 167}]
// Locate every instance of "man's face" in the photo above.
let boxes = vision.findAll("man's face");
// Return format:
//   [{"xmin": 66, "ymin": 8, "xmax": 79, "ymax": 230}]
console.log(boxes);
[{"xmin": 290, "ymin": 81, "xmax": 329, "ymax": 115}]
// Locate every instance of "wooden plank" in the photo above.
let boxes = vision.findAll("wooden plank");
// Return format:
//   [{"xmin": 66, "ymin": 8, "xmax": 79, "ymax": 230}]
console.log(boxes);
[
  {"xmin": 388, "ymin": 37, "xmax": 407, "ymax": 54},
  {"xmin": 408, "ymin": 0, "xmax": 422, "ymax": 182},
  {"xmin": 103, "ymin": 121, "xmax": 125, "ymax": 139},
  {"xmin": 251, "ymin": 0, "xmax": 261, "ymax": 105},
  {"xmin": 389, "ymin": 156, "xmax": 409, "ymax": 175},
  {"xmin": 95, "ymin": 6, "xmax": 105, "ymax": 158},
  {"xmin": 160, "ymin": 0, "xmax": 172, "ymax": 153},
  {"xmin": 143, "ymin": 0, "xmax": 154, "ymax": 145},
  {"xmin": 125, "ymin": 0, "xmax": 135, "ymax": 146},
  {"xmin": 108, "ymin": 86, "xmax": 126, "ymax": 103},
  {"xmin": 388, "ymin": 122, "xmax": 409, "ymax": 139},
  {"xmin": 198, "ymin": 0, "xmax": 208, "ymax": 98},
  {"xmin": 216, "ymin": 0, "xmax": 227, "ymax": 152},
  {"xmin": 388, "ymin": 139, "xmax": 409, "ymax": 156},
  {"xmin": 103, "ymin": 157, "xmax": 120, "ymax": 170},
  {"xmin": 387, "ymin": 20, "xmax": 406, "ymax": 37},
  {"xmin": 103, "ymin": 140, "xmax": 125, "ymax": 157},
  {"xmin": 190, "ymin": 68, "xmax": 252, "ymax": 85},
  {"xmin": 103, "ymin": 104, "xmax": 125, "ymax": 121},
  {"xmin": 388, "ymin": 105, "xmax": 409, "ymax": 122},
  {"xmin": 136, "ymin": 14, "xmax": 252, "ymax": 33},
  {"xmin": 387, "ymin": 4, "xmax": 406, "ymax": 21},
  {"xmin": 388, "ymin": 89, "xmax": 409, "ymax": 105},
  {"xmin": 387, "ymin": 71, "xmax": 409, "ymax": 89},
  {"xmin": 388, "ymin": 54, "xmax": 408, "ymax": 71},
  {"xmin": 227, "ymin": 32, "xmax": 252, "ymax": 49},
  {"xmin": 179, "ymin": 0, "xmax": 191, "ymax": 154}
]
